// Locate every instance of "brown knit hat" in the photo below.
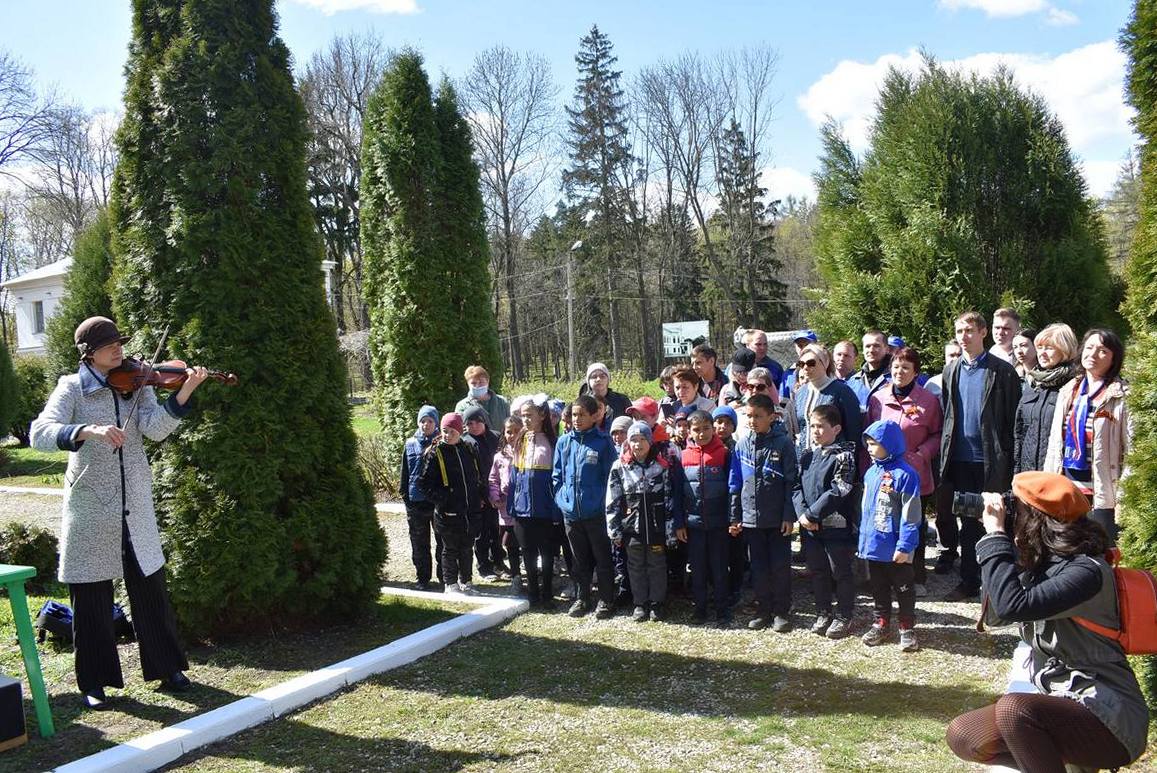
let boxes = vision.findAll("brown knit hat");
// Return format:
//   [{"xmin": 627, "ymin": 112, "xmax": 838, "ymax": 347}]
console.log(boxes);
[
  {"xmin": 1012, "ymin": 471, "xmax": 1090, "ymax": 523},
  {"xmin": 74, "ymin": 316, "xmax": 130, "ymax": 359}
]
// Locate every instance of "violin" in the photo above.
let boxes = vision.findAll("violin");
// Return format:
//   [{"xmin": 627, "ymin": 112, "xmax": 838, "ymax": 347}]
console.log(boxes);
[{"xmin": 107, "ymin": 357, "xmax": 239, "ymax": 394}]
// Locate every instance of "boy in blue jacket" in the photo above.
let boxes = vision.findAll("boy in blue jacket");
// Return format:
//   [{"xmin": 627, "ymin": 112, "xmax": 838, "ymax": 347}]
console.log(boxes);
[
  {"xmin": 794, "ymin": 404, "xmax": 859, "ymax": 639},
  {"xmin": 729, "ymin": 392, "xmax": 797, "ymax": 632},
  {"xmin": 859, "ymin": 419, "xmax": 922, "ymax": 652},
  {"xmin": 553, "ymin": 394, "xmax": 617, "ymax": 619},
  {"xmin": 400, "ymin": 405, "xmax": 443, "ymax": 589}
]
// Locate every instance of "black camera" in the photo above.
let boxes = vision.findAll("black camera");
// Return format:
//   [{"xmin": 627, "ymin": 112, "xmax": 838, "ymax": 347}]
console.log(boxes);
[{"xmin": 952, "ymin": 490, "xmax": 1016, "ymax": 520}]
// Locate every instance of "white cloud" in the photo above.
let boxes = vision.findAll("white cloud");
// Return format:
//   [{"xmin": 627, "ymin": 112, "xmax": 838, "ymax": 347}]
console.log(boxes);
[
  {"xmin": 938, "ymin": 0, "xmax": 1078, "ymax": 24},
  {"xmin": 939, "ymin": 0, "xmax": 1049, "ymax": 17},
  {"xmin": 1046, "ymin": 7, "xmax": 1079, "ymax": 26},
  {"xmin": 1081, "ymin": 159, "xmax": 1124, "ymax": 198},
  {"xmin": 797, "ymin": 41, "xmax": 1134, "ymax": 156},
  {"xmin": 760, "ymin": 166, "xmax": 817, "ymax": 204},
  {"xmin": 285, "ymin": 0, "xmax": 419, "ymax": 15}
]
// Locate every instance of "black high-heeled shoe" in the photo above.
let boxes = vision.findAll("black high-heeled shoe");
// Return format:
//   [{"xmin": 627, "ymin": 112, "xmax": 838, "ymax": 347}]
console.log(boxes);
[
  {"xmin": 159, "ymin": 671, "xmax": 192, "ymax": 693},
  {"xmin": 81, "ymin": 687, "xmax": 109, "ymax": 710}
]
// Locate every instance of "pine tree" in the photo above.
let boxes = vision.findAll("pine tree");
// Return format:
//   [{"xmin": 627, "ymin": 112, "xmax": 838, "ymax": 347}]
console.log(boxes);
[
  {"xmin": 432, "ymin": 78, "xmax": 503, "ymax": 394},
  {"xmin": 44, "ymin": 208, "xmax": 115, "ymax": 381},
  {"xmin": 0, "ymin": 342, "xmax": 17, "ymax": 451},
  {"xmin": 563, "ymin": 26, "xmax": 635, "ymax": 367},
  {"xmin": 810, "ymin": 60, "xmax": 1113, "ymax": 363},
  {"xmin": 109, "ymin": 0, "xmax": 385, "ymax": 636},
  {"xmin": 1120, "ymin": 0, "xmax": 1157, "ymax": 707},
  {"xmin": 714, "ymin": 119, "xmax": 788, "ymax": 332}
]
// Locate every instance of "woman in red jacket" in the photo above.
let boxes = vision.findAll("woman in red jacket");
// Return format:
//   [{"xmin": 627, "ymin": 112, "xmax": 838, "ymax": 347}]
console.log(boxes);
[{"xmin": 868, "ymin": 347, "xmax": 943, "ymax": 595}]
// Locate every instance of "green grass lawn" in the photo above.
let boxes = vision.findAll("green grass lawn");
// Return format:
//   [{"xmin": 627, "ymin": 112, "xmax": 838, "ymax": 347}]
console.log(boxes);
[
  {"xmin": 0, "ymin": 444, "xmax": 67, "ymax": 488},
  {"xmin": 0, "ymin": 593, "xmax": 459, "ymax": 773},
  {"xmin": 167, "ymin": 602, "xmax": 1019, "ymax": 772}
]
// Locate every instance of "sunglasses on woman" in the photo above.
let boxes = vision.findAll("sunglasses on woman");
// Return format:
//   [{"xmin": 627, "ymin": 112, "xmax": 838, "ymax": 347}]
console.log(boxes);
[
  {"xmin": 796, "ymin": 358, "xmax": 819, "ymax": 368},
  {"xmin": 743, "ymin": 383, "xmax": 769, "ymax": 391}
]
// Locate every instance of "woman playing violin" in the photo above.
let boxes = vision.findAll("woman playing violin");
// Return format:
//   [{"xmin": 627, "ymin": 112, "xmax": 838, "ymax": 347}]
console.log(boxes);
[{"xmin": 31, "ymin": 316, "xmax": 209, "ymax": 709}]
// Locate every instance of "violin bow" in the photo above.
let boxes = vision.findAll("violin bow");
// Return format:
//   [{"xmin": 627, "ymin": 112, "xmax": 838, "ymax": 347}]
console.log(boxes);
[{"xmin": 121, "ymin": 321, "xmax": 171, "ymax": 429}]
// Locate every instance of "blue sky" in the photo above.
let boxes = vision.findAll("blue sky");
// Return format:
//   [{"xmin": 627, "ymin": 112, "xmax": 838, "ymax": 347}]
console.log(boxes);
[{"xmin": 0, "ymin": 0, "xmax": 1138, "ymax": 198}]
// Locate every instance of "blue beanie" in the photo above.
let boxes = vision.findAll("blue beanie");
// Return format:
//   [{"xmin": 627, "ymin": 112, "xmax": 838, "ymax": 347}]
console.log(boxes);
[
  {"xmin": 627, "ymin": 421, "xmax": 653, "ymax": 443},
  {"xmin": 417, "ymin": 405, "xmax": 439, "ymax": 425},
  {"xmin": 712, "ymin": 405, "xmax": 738, "ymax": 427}
]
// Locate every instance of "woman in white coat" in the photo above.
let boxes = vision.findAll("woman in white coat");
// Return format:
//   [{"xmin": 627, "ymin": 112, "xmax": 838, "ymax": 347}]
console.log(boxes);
[{"xmin": 31, "ymin": 317, "xmax": 208, "ymax": 709}]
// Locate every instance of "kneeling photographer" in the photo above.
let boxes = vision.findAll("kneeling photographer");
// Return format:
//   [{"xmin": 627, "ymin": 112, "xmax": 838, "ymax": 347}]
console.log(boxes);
[{"xmin": 946, "ymin": 471, "xmax": 1147, "ymax": 772}]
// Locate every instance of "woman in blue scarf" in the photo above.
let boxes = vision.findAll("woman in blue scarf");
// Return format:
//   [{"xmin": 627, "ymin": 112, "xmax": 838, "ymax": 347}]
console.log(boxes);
[{"xmin": 1044, "ymin": 329, "xmax": 1130, "ymax": 546}]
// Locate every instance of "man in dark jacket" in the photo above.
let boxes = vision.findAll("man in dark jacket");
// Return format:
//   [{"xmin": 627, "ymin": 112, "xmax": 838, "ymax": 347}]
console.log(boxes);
[
  {"xmin": 400, "ymin": 405, "xmax": 443, "ymax": 589},
  {"xmin": 463, "ymin": 405, "xmax": 504, "ymax": 581},
  {"xmin": 419, "ymin": 413, "xmax": 485, "ymax": 594},
  {"xmin": 936, "ymin": 311, "xmax": 1021, "ymax": 600}
]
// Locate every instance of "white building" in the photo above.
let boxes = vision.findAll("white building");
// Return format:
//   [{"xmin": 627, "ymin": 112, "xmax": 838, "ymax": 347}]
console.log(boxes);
[
  {"xmin": 2, "ymin": 258, "xmax": 338, "ymax": 356},
  {"xmin": 1, "ymin": 258, "xmax": 72, "ymax": 355}
]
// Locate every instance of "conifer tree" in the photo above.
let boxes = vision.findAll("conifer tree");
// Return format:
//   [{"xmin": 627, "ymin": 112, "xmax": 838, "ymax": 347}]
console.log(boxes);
[
  {"xmin": 0, "ymin": 341, "xmax": 17, "ymax": 449},
  {"xmin": 110, "ymin": 0, "xmax": 384, "ymax": 635},
  {"xmin": 811, "ymin": 60, "xmax": 1113, "ymax": 362},
  {"xmin": 432, "ymin": 78, "xmax": 502, "ymax": 393},
  {"xmin": 44, "ymin": 208, "xmax": 114, "ymax": 381},
  {"xmin": 564, "ymin": 26, "xmax": 635, "ymax": 367},
  {"xmin": 1119, "ymin": 0, "xmax": 1157, "ymax": 706}
]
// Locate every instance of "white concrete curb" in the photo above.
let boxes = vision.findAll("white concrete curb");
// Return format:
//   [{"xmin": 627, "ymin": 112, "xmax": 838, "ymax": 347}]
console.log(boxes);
[
  {"xmin": 54, "ymin": 587, "xmax": 527, "ymax": 773},
  {"xmin": 0, "ymin": 485, "xmax": 62, "ymax": 496},
  {"xmin": 374, "ymin": 501, "xmax": 404, "ymax": 514}
]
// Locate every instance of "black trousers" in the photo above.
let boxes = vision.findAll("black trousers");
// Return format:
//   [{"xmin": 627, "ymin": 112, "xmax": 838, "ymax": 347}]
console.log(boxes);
[
  {"xmin": 727, "ymin": 531, "xmax": 747, "ymax": 596},
  {"xmin": 500, "ymin": 524, "xmax": 521, "ymax": 578},
  {"xmin": 514, "ymin": 517, "xmax": 556, "ymax": 602},
  {"xmin": 406, "ymin": 504, "xmax": 443, "ymax": 584},
  {"xmin": 935, "ymin": 461, "xmax": 986, "ymax": 590},
  {"xmin": 867, "ymin": 559, "xmax": 916, "ymax": 628},
  {"xmin": 434, "ymin": 512, "xmax": 472, "ymax": 585},
  {"xmin": 473, "ymin": 505, "xmax": 502, "ymax": 575},
  {"xmin": 745, "ymin": 527, "xmax": 791, "ymax": 618},
  {"xmin": 565, "ymin": 518, "xmax": 615, "ymax": 604},
  {"xmin": 70, "ymin": 530, "xmax": 187, "ymax": 693},
  {"xmin": 688, "ymin": 527, "xmax": 730, "ymax": 614},
  {"xmin": 802, "ymin": 535, "xmax": 855, "ymax": 620},
  {"xmin": 625, "ymin": 539, "xmax": 667, "ymax": 606},
  {"xmin": 1090, "ymin": 507, "xmax": 1118, "ymax": 547}
]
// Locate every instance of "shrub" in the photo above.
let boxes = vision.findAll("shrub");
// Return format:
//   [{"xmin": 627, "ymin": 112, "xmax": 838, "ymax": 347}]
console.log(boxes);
[
  {"xmin": 0, "ymin": 523, "xmax": 59, "ymax": 590},
  {"xmin": 11, "ymin": 355, "xmax": 49, "ymax": 446},
  {"xmin": 357, "ymin": 434, "xmax": 400, "ymax": 498}
]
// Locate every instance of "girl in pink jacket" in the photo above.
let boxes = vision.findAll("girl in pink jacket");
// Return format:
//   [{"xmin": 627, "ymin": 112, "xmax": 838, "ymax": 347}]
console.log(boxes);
[{"xmin": 489, "ymin": 415, "xmax": 524, "ymax": 593}]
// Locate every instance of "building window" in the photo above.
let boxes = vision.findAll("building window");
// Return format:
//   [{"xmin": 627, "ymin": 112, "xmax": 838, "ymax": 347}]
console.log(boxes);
[{"xmin": 32, "ymin": 301, "xmax": 45, "ymax": 334}]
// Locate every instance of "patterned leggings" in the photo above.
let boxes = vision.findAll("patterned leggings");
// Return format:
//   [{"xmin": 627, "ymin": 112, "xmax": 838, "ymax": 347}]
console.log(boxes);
[{"xmin": 946, "ymin": 693, "xmax": 1131, "ymax": 773}]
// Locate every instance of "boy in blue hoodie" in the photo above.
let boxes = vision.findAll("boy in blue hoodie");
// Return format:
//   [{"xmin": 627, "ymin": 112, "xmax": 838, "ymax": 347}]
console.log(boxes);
[
  {"xmin": 553, "ymin": 394, "xmax": 617, "ymax": 619},
  {"xmin": 859, "ymin": 419, "xmax": 922, "ymax": 652},
  {"xmin": 729, "ymin": 392, "xmax": 797, "ymax": 632},
  {"xmin": 794, "ymin": 404, "xmax": 859, "ymax": 639},
  {"xmin": 400, "ymin": 405, "xmax": 443, "ymax": 589}
]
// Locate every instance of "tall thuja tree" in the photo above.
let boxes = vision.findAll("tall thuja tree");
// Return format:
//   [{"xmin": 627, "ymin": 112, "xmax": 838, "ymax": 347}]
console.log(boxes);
[
  {"xmin": 1120, "ymin": 0, "xmax": 1157, "ymax": 706},
  {"xmin": 110, "ymin": 0, "xmax": 384, "ymax": 635},
  {"xmin": 714, "ymin": 119, "xmax": 787, "ymax": 332},
  {"xmin": 432, "ymin": 78, "xmax": 502, "ymax": 393},
  {"xmin": 361, "ymin": 51, "xmax": 451, "ymax": 465},
  {"xmin": 810, "ymin": 60, "xmax": 1113, "ymax": 363},
  {"xmin": 44, "ymin": 208, "xmax": 115, "ymax": 381},
  {"xmin": 564, "ymin": 26, "xmax": 634, "ymax": 367}
]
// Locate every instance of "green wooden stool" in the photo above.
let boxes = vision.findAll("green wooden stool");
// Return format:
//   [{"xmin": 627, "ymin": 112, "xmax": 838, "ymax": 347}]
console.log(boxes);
[{"xmin": 0, "ymin": 564, "xmax": 54, "ymax": 738}]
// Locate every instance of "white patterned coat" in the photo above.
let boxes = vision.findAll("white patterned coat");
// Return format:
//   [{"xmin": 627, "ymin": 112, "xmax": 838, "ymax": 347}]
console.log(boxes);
[{"xmin": 31, "ymin": 367, "xmax": 188, "ymax": 583}]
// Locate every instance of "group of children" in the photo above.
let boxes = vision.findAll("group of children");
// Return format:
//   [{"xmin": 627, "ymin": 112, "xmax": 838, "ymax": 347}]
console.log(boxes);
[{"xmin": 401, "ymin": 360, "xmax": 926, "ymax": 653}]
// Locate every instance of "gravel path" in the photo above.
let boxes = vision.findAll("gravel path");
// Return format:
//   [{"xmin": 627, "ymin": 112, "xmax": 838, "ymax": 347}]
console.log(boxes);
[{"xmin": 0, "ymin": 492, "xmax": 62, "ymax": 535}]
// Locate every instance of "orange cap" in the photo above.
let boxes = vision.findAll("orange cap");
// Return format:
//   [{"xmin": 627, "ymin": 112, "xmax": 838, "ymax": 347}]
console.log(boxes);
[{"xmin": 1012, "ymin": 471, "xmax": 1090, "ymax": 523}]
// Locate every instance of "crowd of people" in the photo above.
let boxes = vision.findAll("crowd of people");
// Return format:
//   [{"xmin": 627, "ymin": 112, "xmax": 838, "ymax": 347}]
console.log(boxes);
[
  {"xmin": 402, "ymin": 308, "xmax": 1148, "ymax": 771},
  {"xmin": 402, "ymin": 309, "xmax": 1132, "ymax": 630}
]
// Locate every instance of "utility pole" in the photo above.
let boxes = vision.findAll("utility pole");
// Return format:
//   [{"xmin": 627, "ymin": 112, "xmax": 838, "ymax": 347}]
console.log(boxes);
[{"xmin": 567, "ymin": 239, "xmax": 582, "ymax": 380}]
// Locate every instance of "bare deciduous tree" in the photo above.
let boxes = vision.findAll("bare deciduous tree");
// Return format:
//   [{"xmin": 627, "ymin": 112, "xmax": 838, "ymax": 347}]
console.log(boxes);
[
  {"xmin": 0, "ymin": 52, "xmax": 54, "ymax": 177},
  {"xmin": 459, "ymin": 45, "xmax": 558, "ymax": 380},
  {"xmin": 300, "ymin": 31, "xmax": 392, "ymax": 333}
]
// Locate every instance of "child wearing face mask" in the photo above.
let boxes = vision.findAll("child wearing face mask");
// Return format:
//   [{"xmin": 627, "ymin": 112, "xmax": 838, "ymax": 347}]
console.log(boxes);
[{"xmin": 456, "ymin": 365, "xmax": 511, "ymax": 427}]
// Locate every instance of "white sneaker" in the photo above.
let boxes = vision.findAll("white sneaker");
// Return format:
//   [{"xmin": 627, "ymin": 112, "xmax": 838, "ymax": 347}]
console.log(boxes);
[
  {"xmin": 458, "ymin": 583, "xmax": 476, "ymax": 596},
  {"xmin": 444, "ymin": 583, "xmax": 460, "ymax": 594},
  {"xmin": 915, "ymin": 583, "xmax": 927, "ymax": 598}
]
